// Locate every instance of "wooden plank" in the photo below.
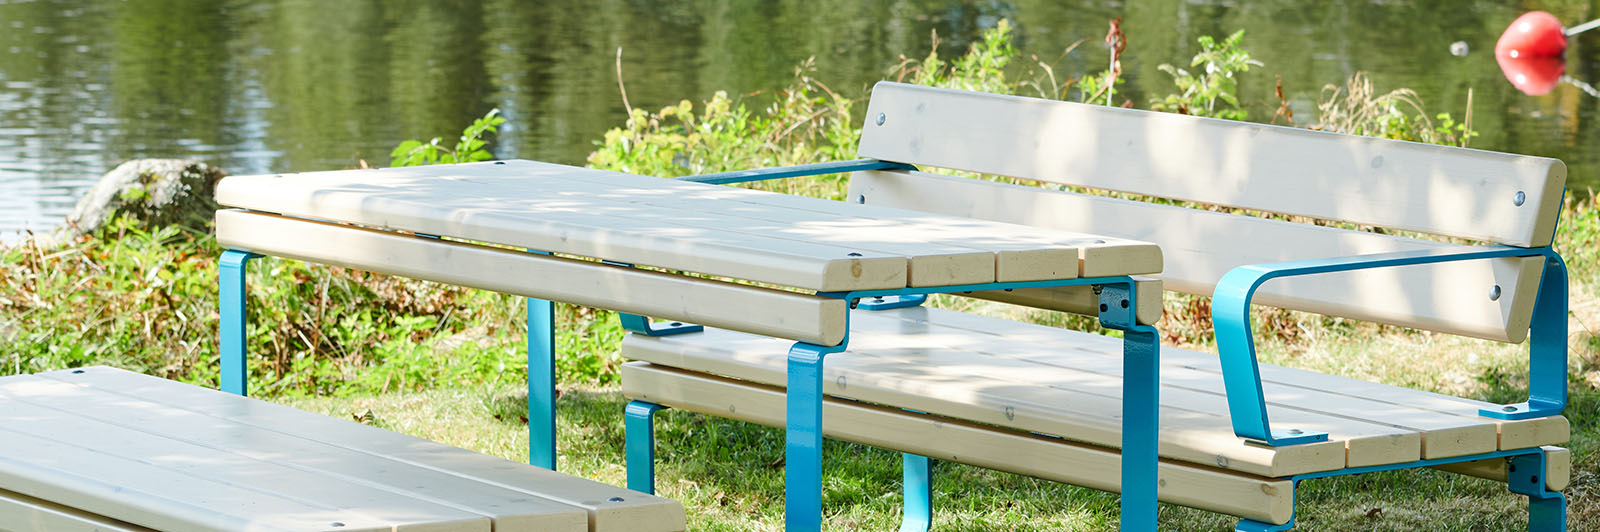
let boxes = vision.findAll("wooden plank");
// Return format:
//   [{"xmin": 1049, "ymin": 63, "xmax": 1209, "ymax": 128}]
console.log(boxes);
[
  {"xmin": 36, "ymin": 367, "xmax": 687, "ymax": 532},
  {"xmin": 866, "ymin": 304, "xmax": 1568, "ymax": 456},
  {"xmin": 622, "ymin": 362, "xmax": 1297, "ymax": 525},
  {"xmin": 623, "ymin": 328, "xmax": 1351, "ymax": 477},
  {"xmin": 850, "ymin": 169, "xmax": 1544, "ymax": 343},
  {"xmin": 0, "ymin": 376, "xmax": 594, "ymax": 532},
  {"xmin": 0, "ymin": 395, "xmax": 430, "ymax": 531},
  {"xmin": 218, "ymin": 164, "xmax": 909, "ymax": 292},
  {"xmin": 0, "ymin": 487, "xmax": 156, "ymax": 532},
  {"xmin": 499, "ymin": 164, "xmax": 1157, "ymax": 282},
  {"xmin": 216, "ymin": 209, "xmax": 847, "ymax": 346},
  {"xmin": 968, "ymin": 276, "xmax": 1163, "ymax": 325},
  {"xmin": 857, "ymin": 82, "xmax": 1566, "ymax": 247},
  {"xmin": 1431, "ymin": 446, "xmax": 1570, "ymax": 492}
]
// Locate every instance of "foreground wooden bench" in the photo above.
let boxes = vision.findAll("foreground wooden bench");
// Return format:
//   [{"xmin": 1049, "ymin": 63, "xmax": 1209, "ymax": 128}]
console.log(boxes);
[
  {"xmin": 0, "ymin": 366, "xmax": 684, "ymax": 532},
  {"xmin": 621, "ymin": 82, "xmax": 1573, "ymax": 531}
]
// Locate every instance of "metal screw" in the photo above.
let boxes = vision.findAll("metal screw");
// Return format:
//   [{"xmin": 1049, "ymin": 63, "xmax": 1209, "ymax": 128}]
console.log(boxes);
[
  {"xmin": 70, "ymin": 369, "xmax": 84, "ymax": 374},
  {"xmin": 1287, "ymin": 429, "xmax": 1303, "ymax": 435},
  {"xmin": 330, "ymin": 523, "xmax": 346, "ymax": 528},
  {"xmin": 1004, "ymin": 406, "xmax": 1015, "ymax": 421},
  {"xmin": 1099, "ymin": 303, "xmax": 1109, "ymax": 312},
  {"xmin": 494, "ymin": 161, "xmax": 506, "ymax": 165},
  {"xmin": 608, "ymin": 497, "xmax": 625, "ymax": 502},
  {"xmin": 1093, "ymin": 240, "xmax": 1106, "ymax": 244},
  {"xmin": 1489, "ymin": 285, "xmax": 1502, "ymax": 301},
  {"xmin": 1120, "ymin": 299, "xmax": 1129, "ymax": 309},
  {"xmin": 873, "ymin": 297, "xmax": 884, "ymax": 302},
  {"xmin": 856, "ymin": 194, "xmax": 866, "ymax": 204},
  {"xmin": 847, "ymin": 252, "xmax": 862, "ymax": 257},
  {"xmin": 875, "ymin": 113, "xmax": 886, "ymax": 126},
  {"xmin": 1514, "ymin": 191, "xmax": 1526, "ymax": 206},
  {"xmin": 670, "ymin": 322, "xmax": 683, "ymax": 327},
  {"xmin": 836, "ymin": 376, "xmax": 848, "ymax": 390},
  {"xmin": 1503, "ymin": 405, "xmax": 1518, "ymax": 412}
]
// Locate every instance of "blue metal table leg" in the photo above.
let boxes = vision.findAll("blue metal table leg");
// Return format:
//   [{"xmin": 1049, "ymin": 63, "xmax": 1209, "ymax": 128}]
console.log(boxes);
[
  {"xmin": 219, "ymin": 250, "xmax": 258, "ymax": 396},
  {"xmin": 527, "ymin": 297, "xmax": 557, "ymax": 470},
  {"xmin": 900, "ymin": 453, "xmax": 932, "ymax": 532},
  {"xmin": 625, "ymin": 400, "xmax": 667, "ymax": 494},
  {"xmin": 1120, "ymin": 326, "xmax": 1159, "ymax": 531},
  {"xmin": 785, "ymin": 342, "xmax": 842, "ymax": 532}
]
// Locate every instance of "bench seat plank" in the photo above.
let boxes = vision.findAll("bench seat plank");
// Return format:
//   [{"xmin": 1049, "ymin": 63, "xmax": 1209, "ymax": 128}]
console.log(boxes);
[
  {"xmin": 622, "ymin": 307, "xmax": 1567, "ymax": 475},
  {"xmin": 850, "ymin": 169, "xmax": 1544, "ymax": 343},
  {"xmin": 887, "ymin": 306, "xmax": 1572, "ymax": 455},
  {"xmin": 216, "ymin": 209, "xmax": 848, "ymax": 346},
  {"xmin": 621, "ymin": 362, "xmax": 1298, "ymax": 525},
  {"xmin": 33, "ymin": 366, "xmax": 687, "ymax": 532}
]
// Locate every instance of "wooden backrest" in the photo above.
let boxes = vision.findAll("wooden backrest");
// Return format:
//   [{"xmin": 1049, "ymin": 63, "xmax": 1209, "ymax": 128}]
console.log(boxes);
[
  {"xmin": 852, "ymin": 83, "xmax": 1567, "ymax": 342},
  {"xmin": 858, "ymin": 82, "xmax": 1566, "ymax": 247}
]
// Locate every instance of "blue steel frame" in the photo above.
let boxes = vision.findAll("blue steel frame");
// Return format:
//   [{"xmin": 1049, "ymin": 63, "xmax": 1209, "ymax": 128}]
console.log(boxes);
[
  {"xmin": 1233, "ymin": 447, "xmax": 1565, "ymax": 531},
  {"xmin": 217, "ymin": 248, "xmax": 565, "ymax": 471},
  {"xmin": 615, "ymin": 157, "xmax": 1163, "ymax": 532},
  {"xmin": 1212, "ymin": 246, "xmax": 1569, "ymax": 446}
]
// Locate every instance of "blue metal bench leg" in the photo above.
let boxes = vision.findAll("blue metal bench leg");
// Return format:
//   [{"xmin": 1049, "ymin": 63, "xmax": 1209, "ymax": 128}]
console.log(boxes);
[
  {"xmin": 528, "ymin": 297, "xmax": 557, "ymax": 470},
  {"xmin": 900, "ymin": 453, "xmax": 932, "ymax": 532},
  {"xmin": 219, "ymin": 250, "xmax": 257, "ymax": 396},
  {"xmin": 1508, "ymin": 453, "xmax": 1566, "ymax": 532},
  {"xmin": 625, "ymin": 400, "xmax": 667, "ymax": 494},
  {"xmin": 786, "ymin": 342, "xmax": 844, "ymax": 532}
]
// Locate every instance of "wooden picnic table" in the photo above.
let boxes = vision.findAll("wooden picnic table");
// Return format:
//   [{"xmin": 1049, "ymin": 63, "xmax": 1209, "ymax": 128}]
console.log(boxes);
[{"xmin": 211, "ymin": 159, "xmax": 1164, "ymax": 530}]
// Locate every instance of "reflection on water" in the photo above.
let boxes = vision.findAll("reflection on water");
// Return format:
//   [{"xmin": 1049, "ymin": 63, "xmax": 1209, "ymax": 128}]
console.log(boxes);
[{"xmin": 1, "ymin": 0, "xmax": 1596, "ymax": 242}]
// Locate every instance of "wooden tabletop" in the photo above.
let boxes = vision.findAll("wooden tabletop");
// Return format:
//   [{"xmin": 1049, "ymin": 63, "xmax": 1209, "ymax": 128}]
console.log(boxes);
[{"xmin": 217, "ymin": 160, "xmax": 1160, "ymax": 292}]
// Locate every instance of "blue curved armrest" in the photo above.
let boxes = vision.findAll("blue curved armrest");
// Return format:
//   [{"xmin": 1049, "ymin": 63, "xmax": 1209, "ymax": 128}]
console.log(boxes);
[
  {"xmin": 680, "ymin": 159, "xmax": 914, "ymax": 185},
  {"xmin": 1212, "ymin": 246, "xmax": 1568, "ymax": 446}
]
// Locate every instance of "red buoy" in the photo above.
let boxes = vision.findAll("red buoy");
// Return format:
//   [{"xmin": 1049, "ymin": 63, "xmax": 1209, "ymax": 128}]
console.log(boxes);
[{"xmin": 1496, "ymin": 11, "xmax": 1567, "ymax": 95}]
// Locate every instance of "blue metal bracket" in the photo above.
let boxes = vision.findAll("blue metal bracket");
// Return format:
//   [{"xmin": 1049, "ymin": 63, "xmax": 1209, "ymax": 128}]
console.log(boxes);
[
  {"xmin": 785, "ymin": 340, "xmax": 851, "ymax": 531},
  {"xmin": 681, "ymin": 159, "xmax": 916, "ymax": 185},
  {"xmin": 1097, "ymin": 282, "xmax": 1161, "ymax": 532},
  {"xmin": 625, "ymin": 400, "xmax": 668, "ymax": 494},
  {"xmin": 219, "ymin": 249, "xmax": 260, "ymax": 396},
  {"xmin": 858, "ymin": 294, "xmax": 928, "ymax": 311},
  {"xmin": 1212, "ymin": 246, "xmax": 1567, "ymax": 446},
  {"xmin": 601, "ymin": 260, "xmax": 706, "ymax": 336}
]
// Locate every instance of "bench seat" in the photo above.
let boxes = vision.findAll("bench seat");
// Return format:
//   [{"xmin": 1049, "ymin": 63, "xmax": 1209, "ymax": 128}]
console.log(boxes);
[
  {"xmin": 620, "ymin": 306, "xmax": 1570, "ymax": 523},
  {"xmin": 0, "ymin": 366, "xmax": 686, "ymax": 532}
]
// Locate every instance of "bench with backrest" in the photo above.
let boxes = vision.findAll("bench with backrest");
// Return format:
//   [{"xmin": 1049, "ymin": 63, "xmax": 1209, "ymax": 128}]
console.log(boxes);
[{"xmin": 619, "ymin": 82, "xmax": 1573, "ymax": 531}]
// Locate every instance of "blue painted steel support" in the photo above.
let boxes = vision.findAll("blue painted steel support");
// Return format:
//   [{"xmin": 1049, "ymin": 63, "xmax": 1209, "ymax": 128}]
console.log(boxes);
[
  {"xmin": 219, "ymin": 250, "xmax": 259, "ymax": 396},
  {"xmin": 682, "ymin": 159, "xmax": 915, "ymax": 185},
  {"xmin": 625, "ymin": 400, "xmax": 668, "ymax": 494},
  {"xmin": 1213, "ymin": 246, "xmax": 1566, "ymax": 446},
  {"xmin": 899, "ymin": 453, "xmax": 932, "ymax": 532},
  {"xmin": 601, "ymin": 260, "xmax": 706, "ymax": 336},
  {"xmin": 785, "ymin": 340, "xmax": 849, "ymax": 532},
  {"xmin": 528, "ymin": 295, "xmax": 557, "ymax": 470},
  {"xmin": 858, "ymin": 294, "xmax": 928, "ymax": 311},
  {"xmin": 1233, "ymin": 448, "xmax": 1566, "ymax": 531},
  {"xmin": 1097, "ymin": 283, "xmax": 1161, "ymax": 532}
]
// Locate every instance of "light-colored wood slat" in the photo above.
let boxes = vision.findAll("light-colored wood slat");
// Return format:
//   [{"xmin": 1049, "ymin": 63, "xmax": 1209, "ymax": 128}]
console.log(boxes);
[
  {"xmin": 968, "ymin": 276, "xmax": 1163, "ymax": 325},
  {"xmin": 867, "ymin": 304, "xmax": 1569, "ymax": 455},
  {"xmin": 850, "ymin": 169, "xmax": 1544, "ymax": 343},
  {"xmin": 216, "ymin": 209, "xmax": 847, "ymax": 346},
  {"xmin": 37, "ymin": 367, "xmax": 687, "ymax": 532},
  {"xmin": 0, "ymin": 487, "xmax": 156, "ymax": 532},
  {"xmin": 0, "ymin": 376, "xmax": 593, "ymax": 532},
  {"xmin": 858, "ymin": 82, "xmax": 1566, "ymax": 247},
  {"xmin": 1431, "ymin": 446, "xmax": 1570, "ymax": 492},
  {"xmin": 500, "ymin": 163, "xmax": 1158, "ymax": 282},
  {"xmin": 0, "ymin": 393, "xmax": 442, "ymax": 531},
  {"xmin": 622, "ymin": 362, "xmax": 1297, "ymax": 525},
  {"xmin": 622, "ymin": 328, "xmax": 1351, "ymax": 477},
  {"xmin": 217, "ymin": 166, "xmax": 909, "ymax": 292}
]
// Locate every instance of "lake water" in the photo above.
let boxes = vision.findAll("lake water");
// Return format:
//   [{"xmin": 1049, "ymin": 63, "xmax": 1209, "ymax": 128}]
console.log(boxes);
[{"xmin": 2, "ymin": 0, "xmax": 1597, "ymax": 242}]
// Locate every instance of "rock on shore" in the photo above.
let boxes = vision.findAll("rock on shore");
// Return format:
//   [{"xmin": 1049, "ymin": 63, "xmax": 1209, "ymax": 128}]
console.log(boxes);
[{"xmin": 48, "ymin": 159, "xmax": 227, "ymax": 245}]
